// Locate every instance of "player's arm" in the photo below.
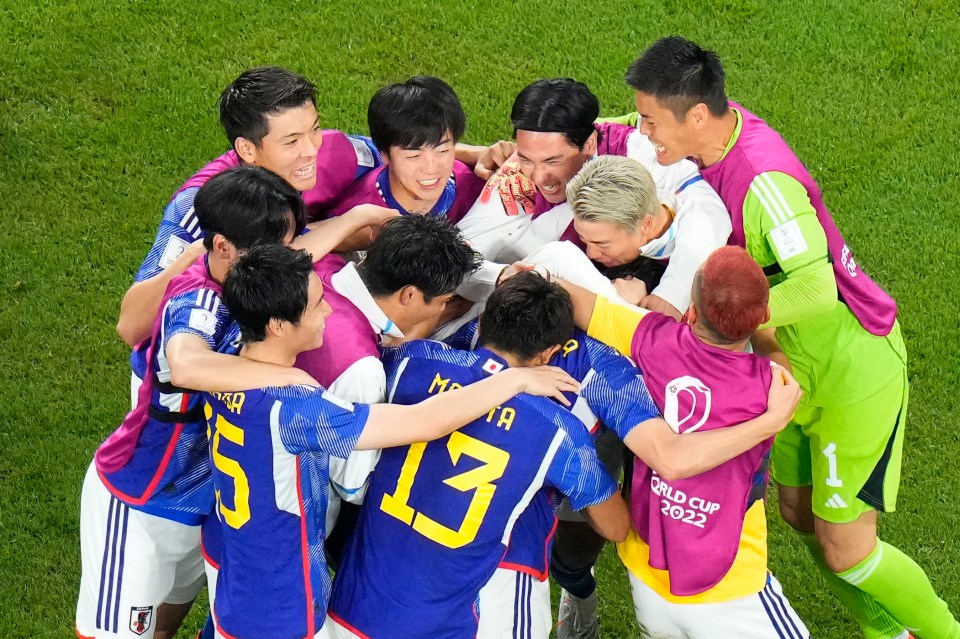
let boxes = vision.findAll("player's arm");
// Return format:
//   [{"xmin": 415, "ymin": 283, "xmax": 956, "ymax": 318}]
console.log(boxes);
[
  {"xmin": 165, "ymin": 333, "xmax": 317, "ymax": 391},
  {"xmin": 750, "ymin": 327, "xmax": 792, "ymax": 372},
  {"xmin": 354, "ymin": 365, "xmax": 579, "ymax": 450},
  {"xmin": 117, "ymin": 240, "xmax": 205, "ymax": 345},
  {"xmin": 620, "ymin": 366, "xmax": 801, "ymax": 481},
  {"xmin": 581, "ymin": 493, "xmax": 630, "ymax": 543},
  {"xmin": 595, "ymin": 112, "xmax": 640, "ymax": 127},
  {"xmin": 746, "ymin": 171, "xmax": 837, "ymax": 328},
  {"xmin": 293, "ymin": 204, "xmax": 400, "ymax": 258}
]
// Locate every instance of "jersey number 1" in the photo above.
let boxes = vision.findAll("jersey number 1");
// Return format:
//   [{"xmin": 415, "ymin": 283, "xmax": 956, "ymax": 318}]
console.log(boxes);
[{"xmin": 380, "ymin": 432, "xmax": 509, "ymax": 549}]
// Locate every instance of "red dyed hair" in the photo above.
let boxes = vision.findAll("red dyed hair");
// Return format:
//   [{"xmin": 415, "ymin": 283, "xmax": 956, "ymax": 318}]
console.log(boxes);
[{"xmin": 693, "ymin": 246, "xmax": 769, "ymax": 343}]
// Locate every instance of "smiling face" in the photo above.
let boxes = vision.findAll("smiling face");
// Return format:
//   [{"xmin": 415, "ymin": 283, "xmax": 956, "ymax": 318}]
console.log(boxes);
[
  {"xmin": 515, "ymin": 130, "xmax": 596, "ymax": 204},
  {"xmin": 291, "ymin": 271, "xmax": 333, "ymax": 351},
  {"xmin": 573, "ymin": 217, "xmax": 646, "ymax": 267},
  {"xmin": 238, "ymin": 100, "xmax": 323, "ymax": 192},
  {"xmin": 634, "ymin": 91, "xmax": 700, "ymax": 167},
  {"xmin": 384, "ymin": 132, "xmax": 456, "ymax": 213}
]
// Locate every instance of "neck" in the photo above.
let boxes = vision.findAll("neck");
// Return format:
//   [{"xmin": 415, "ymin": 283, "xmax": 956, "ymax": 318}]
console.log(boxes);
[
  {"xmin": 484, "ymin": 345, "xmax": 530, "ymax": 369},
  {"xmin": 372, "ymin": 295, "xmax": 404, "ymax": 332},
  {"xmin": 690, "ymin": 323, "xmax": 749, "ymax": 352},
  {"xmin": 648, "ymin": 204, "xmax": 674, "ymax": 240},
  {"xmin": 239, "ymin": 339, "xmax": 297, "ymax": 367},
  {"xmin": 695, "ymin": 109, "xmax": 739, "ymax": 168},
  {"xmin": 388, "ymin": 169, "xmax": 441, "ymax": 214}
]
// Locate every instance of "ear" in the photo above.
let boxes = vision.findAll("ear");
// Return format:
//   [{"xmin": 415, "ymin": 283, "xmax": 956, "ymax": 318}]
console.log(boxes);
[
  {"xmin": 763, "ymin": 305, "xmax": 771, "ymax": 324},
  {"xmin": 689, "ymin": 103, "xmax": 710, "ymax": 127},
  {"xmin": 685, "ymin": 303, "xmax": 699, "ymax": 326},
  {"xmin": 234, "ymin": 136, "xmax": 258, "ymax": 164},
  {"xmin": 266, "ymin": 317, "xmax": 286, "ymax": 339},
  {"xmin": 583, "ymin": 129, "xmax": 599, "ymax": 156},
  {"xmin": 211, "ymin": 234, "xmax": 236, "ymax": 260},
  {"xmin": 539, "ymin": 343, "xmax": 563, "ymax": 364},
  {"xmin": 398, "ymin": 285, "xmax": 418, "ymax": 307}
]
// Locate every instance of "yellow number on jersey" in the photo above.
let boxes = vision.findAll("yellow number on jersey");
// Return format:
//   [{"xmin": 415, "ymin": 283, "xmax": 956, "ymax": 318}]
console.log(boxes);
[
  {"xmin": 380, "ymin": 431, "xmax": 509, "ymax": 549},
  {"xmin": 205, "ymin": 403, "xmax": 251, "ymax": 529}
]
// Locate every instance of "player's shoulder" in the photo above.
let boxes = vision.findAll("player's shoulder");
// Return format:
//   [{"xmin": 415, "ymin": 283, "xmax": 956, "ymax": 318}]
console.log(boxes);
[{"xmin": 381, "ymin": 339, "xmax": 477, "ymax": 368}]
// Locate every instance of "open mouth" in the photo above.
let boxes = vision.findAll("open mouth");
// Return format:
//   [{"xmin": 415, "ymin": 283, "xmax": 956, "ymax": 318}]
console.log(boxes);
[
  {"xmin": 417, "ymin": 178, "xmax": 441, "ymax": 188},
  {"xmin": 540, "ymin": 183, "xmax": 561, "ymax": 195},
  {"xmin": 294, "ymin": 163, "xmax": 316, "ymax": 178}
]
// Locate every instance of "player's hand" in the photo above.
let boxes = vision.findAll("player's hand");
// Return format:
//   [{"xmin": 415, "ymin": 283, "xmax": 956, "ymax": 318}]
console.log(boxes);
[
  {"xmin": 612, "ymin": 276, "xmax": 648, "ymax": 306},
  {"xmin": 639, "ymin": 293, "xmax": 682, "ymax": 320},
  {"xmin": 503, "ymin": 365, "xmax": 579, "ymax": 406},
  {"xmin": 474, "ymin": 140, "xmax": 517, "ymax": 180},
  {"xmin": 765, "ymin": 365, "xmax": 801, "ymax": 432},
  {"xmin": 479, "ymin": 154, "xmax": 536, "ymax": 216},
  {"xmin": 496, "ymin": 262, "xmax": 552, "ymax": 286}
]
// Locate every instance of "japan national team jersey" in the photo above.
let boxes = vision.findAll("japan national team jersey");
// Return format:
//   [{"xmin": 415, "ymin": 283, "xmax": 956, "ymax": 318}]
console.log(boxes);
[
  {"xmin": 445, "ymin": 321, "xmax": 659, "ymax": 577},
  {"xmin": 328, "ymin": 341, "xmax": 618, "ymax": 639},
  {"xmin": 204, "ymin": 384, "xmax": 370, "ymax": 639},
  {"xmin": 95, "ymin": 257, "xmax": 237, "ymax": 524}
]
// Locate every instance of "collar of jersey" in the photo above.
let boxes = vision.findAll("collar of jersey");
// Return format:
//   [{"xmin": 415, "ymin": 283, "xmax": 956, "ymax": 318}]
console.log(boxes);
[
  {"xmin": 330, "ymin": 262, "xmax": 405, "ymax": 339},
  {"xmin": 376, "ymin": 167, "xmax": 457, "ymax": 217}
]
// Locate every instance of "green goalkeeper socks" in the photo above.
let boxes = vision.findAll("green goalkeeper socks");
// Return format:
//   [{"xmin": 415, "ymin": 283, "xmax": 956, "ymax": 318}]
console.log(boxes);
[
  {"xmin": 838, "ymin": 539, "xmax": 960, "ymax": 639},
  {"xmin": 797, "ymin": 532, "xmax": 904, "ymax": 639}
]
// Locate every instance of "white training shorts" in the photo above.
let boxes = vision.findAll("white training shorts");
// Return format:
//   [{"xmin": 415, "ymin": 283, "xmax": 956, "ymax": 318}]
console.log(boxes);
[
  {"xmin": 477, "ymin": 568, "xmax": 552, "ymax": 639},
  {"xmin": 628, "ymin": 571, "xmax": 810, "ymax": 639},
  {"xmin": 76, "ymin": 462, "xmax": 205, "ymax": 638}
]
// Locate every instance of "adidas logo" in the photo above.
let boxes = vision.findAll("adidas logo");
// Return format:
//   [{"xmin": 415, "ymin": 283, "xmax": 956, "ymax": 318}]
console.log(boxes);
[{"xmin": 825, "ymin": 493, "xmax": 848, "ymax": 509}]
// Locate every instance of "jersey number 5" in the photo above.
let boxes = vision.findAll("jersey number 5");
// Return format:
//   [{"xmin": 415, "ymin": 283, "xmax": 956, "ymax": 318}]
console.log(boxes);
[
  {"xmin": 380, "ymin": 432, "xmax": 509, "ymax": 549},
  {"xmin": 205, "ymin": 404, "xmax": 252, "ymax": 529}
]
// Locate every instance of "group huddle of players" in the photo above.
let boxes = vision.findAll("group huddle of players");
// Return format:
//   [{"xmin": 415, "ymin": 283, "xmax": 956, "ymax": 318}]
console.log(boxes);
[{"xmin": 76, "ymin": 36, "xmax": 960, "ymax": 639}]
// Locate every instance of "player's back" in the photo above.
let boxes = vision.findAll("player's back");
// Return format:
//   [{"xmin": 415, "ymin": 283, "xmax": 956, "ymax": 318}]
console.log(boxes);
[
  {"xmin": 205, "ymin": 383, "xmax": 367, "ymax": 639},
  {"xmin": 328, "ymin": 341, "xmax": 615, "ymax": 639}
]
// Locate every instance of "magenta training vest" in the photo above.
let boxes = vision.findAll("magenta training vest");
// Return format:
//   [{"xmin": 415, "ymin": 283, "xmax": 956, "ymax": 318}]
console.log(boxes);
[
  {"xmin": 699, "ymin": 103, "xmax": 897, "ymax": 336},
  {"xmin": 629, "ymin": 313, "xmax": 773, "ymax": 596},
  {"xmin": 294, "ymin": 254, "xmax": 380, "ymax": 388}
]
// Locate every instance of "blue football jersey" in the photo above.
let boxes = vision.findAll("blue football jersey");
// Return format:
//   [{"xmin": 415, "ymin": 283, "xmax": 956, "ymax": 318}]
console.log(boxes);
[
  {"xmin": 205, "ymin": 384, "xmax": 369, "ymax": 639},
  {"xmin": 98, "ymin": 261, "xmax": 237, "ymax": 524},
  {"xmin": 444, "ymin": 322, "xmax": 661, "ymax": 576},
  {"xmin": 328, "ymin": 341, "xmax": 617, "ymax": 639}
]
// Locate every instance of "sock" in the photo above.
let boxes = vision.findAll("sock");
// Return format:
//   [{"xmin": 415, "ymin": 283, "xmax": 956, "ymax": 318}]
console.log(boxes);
[
  {"xmin": 796, "ymin": 532, "xmax": 904, "ymax": 639},
  {"xmin": 839, "ymin": 539, "xmax": 960, "ymax": 639}
]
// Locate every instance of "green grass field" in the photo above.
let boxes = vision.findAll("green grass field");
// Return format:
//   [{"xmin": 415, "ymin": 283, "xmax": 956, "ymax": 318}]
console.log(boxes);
[{"xmin": 3, "ymin": 0, "xmax": 959, "ymax": 636}]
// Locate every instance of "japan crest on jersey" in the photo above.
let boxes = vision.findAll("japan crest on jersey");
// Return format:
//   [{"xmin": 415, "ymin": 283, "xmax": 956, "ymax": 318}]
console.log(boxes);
[{"xmin": 129, "ymin": 606, "xmax": 153, "ymax": 635}]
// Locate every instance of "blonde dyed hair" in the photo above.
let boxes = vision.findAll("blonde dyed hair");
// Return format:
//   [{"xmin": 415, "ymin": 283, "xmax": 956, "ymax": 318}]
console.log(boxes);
[{"xmin": 566, "ymin": 155, "xmax": 658, "ymax": 230}]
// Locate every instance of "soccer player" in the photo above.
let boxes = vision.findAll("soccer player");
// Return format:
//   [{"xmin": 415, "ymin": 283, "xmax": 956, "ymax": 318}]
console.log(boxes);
[
  {"xmin": 326, "ymin": 76, "xmax": 486, "ymax": 240},
  {"xmin": 624, "ymin": 36, "xmax": 959, "ymax": 639},
  {"xmin": 76, "ymin": 166, "xmax": 314, "ymax": 639},
  {"xmin": 569, "ymin": 246, "xmax": 809, "ymax": 638},
  {"xmin": 204, "ymin": 244, "xmax": 577, "ymax": 639},
  {"xmin": 326, "ymin": 272, "xmax": 630, "ymax": 639},
  {"xmin": 116, "ymin": 66, "xmax": 395, "ymax": 347},
  {"xmin": 294, "ymin": 215, "xmax": 481, "ymax": 555},
  {"xmin": 456, "ymin": 78, "xmax": 730, "ymax": 319}
]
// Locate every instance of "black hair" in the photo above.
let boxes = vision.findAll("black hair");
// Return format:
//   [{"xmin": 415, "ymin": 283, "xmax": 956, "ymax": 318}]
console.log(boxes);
[
  {"xmin": 478, "ymin": 272, "xmax": 574, "ymax": 362},
  {"xmin": 194, "ymin": 165, "xmax": 306, "ymax": 251},
  {"xmin": 367, "ymin": 76, "xmax": 466, "ymax": 152},
  {"xmin": 625, "ymin": 36, "xmax": 729, "ymax": 120},
  {"xmin": 596, "ymin": 256, "xmax": 666, "ymax": 294},
  {"xmin": 357, "ymin": 215, "xmax": 481, "ymax": 301},
  {"xmin": 224, "ymin": 244, "xmax": 314, "ymax": 344},
  {"xmin": 510, "ymin": 78, "xmax": 600, "ymax": 149},
  {"xmin": 219, "ymin": 66, "xmax": 318, "ymax": 147}
]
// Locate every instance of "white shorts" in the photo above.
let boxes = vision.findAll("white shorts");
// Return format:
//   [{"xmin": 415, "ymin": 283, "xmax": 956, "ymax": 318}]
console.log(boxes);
[
  {"xmin": 76, "ymin": 463, "xmax": 205, "ymax": 638},
  {"xmin": 628, "ymin": 571, "xmax": 809, "ymax": 639},
  {"xmin": 477, "ymin": 568, "xmax": 552, "ymax": 639}
]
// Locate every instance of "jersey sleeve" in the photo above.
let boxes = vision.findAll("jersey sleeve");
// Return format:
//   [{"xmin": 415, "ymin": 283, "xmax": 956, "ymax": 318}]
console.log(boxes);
[
  {"xmin": 743, "ymin": 171, "xmax": 838, "ymax": 327},
  {"xmin": 135, "ymin": 187, "xmax": 203, "ymax": 282},
  {"xmin": 586, "ymin": 294, "xmax": 648, "ymax": 357},
  {"xmin": 345, "ymin": 134, "xmax": 383, "ymax": 179},
  {"xmin": 579, "ymin": 336, "xmax": 661, "ymax": 440},
  {"xmin": 275, "ymin": 385, "xmax": 371, "ymax": 458},
  {"xmin": 544, "ymin": 412, "xmax": 618, "ymax": 511},
  {"xmin": 160, "ymin": 286, "xmax": 231, "ymax": 352}
]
